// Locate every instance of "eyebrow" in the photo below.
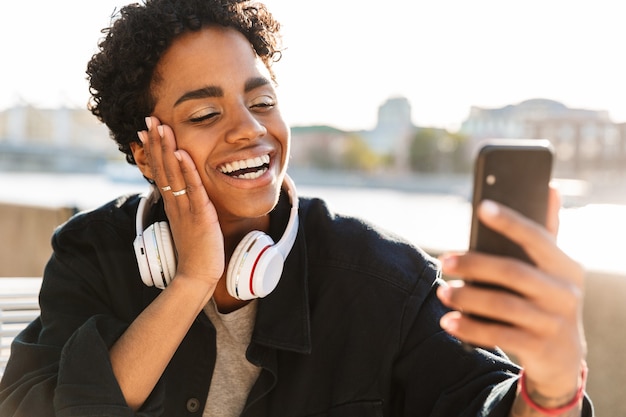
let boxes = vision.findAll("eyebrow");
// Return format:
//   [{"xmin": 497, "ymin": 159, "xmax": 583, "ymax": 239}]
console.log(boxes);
[
  {"xmin": 173, "ymin": 76, "xmax": 271, "ymax": 107},
  {"xmin": 174, "ymin": 86, "xmax": 222, "ymax": 107},
  {"xmin": 244, "ymin": 76, "xmax": 271, "ymax": 93}
]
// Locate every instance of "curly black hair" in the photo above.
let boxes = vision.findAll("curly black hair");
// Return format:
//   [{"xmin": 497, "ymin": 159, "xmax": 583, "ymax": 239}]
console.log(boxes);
[{"xmin": 86, "ymin": 0, "xmax": 283, "ymax": 165}]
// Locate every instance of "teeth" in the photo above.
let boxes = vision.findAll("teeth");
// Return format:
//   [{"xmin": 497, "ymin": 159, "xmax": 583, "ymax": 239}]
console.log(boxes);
[
  {"xmin": 219, "ymin": 154, "xmax": 270, "ymax": 176},
  {"xmin": 233, "ymin": 169, "xmax": 267, "ymax": 180}
]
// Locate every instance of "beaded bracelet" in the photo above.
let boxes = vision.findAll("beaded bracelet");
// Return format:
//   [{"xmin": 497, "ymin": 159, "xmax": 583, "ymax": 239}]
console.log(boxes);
[{"xmin": 518, "ymin": 360, "xmax": 588, "ymax": 416}]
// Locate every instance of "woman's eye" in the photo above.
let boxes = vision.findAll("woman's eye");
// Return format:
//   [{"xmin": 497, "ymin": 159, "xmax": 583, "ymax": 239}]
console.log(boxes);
[
  {"xmin": 251, "ymin": 96, "xmax": 276, "ymax": 111},
  {"xmin": 189, "ymin": 109, "xmax": 219, "ymax": 123}
]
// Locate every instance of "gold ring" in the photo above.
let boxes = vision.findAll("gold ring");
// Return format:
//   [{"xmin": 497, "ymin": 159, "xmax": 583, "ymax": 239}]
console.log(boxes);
[
  {"xmin": 161, "ymin": 185, "xmax": 172, "ymax": 192},
  {"xmin": 172, "ymin": 189, "xmax": 187, "ymax": 197}
]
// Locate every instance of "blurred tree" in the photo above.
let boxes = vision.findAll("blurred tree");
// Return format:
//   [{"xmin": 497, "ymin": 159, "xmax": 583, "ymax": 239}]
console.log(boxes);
[
  {"xmin": 441, "ymin": 131, "xmax": 471, "ymax": 173},
  {"xmin": 309, "ymin": 146, "xmax": 338, "ymax": 169},
  {"xmin": 409, "ymin": 128, "xmax": 471, "ymax": 173},
  {"xmin": 341, "ymin": 134, "xmax": 381, "ymax": 171},
  {"xmin": 409, "ymin": 128, "xmax": 439, "ymax": 172}
]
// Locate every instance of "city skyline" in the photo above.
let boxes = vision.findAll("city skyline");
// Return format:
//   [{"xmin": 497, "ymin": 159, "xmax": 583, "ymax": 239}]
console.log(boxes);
[{"xmin": 2, "ymin": 0, "xmax": 625, "ymax": 132}]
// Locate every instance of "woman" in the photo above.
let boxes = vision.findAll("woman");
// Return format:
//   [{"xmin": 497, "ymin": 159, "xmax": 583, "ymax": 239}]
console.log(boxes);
[{"xmin": 0, "ymin": 0, "xmax": 591, "ymax": 416}]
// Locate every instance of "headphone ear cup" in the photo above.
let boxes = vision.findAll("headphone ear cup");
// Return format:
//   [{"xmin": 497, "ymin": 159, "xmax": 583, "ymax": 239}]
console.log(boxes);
[
  {"xmin": 226, "ymin": 231, "xmax": 280, "ymax": 300},
  {"xmin": 142, "ymin": 223, "xmax": 160, "ymax": 287},
  {"xmin": 134, "ymin": 221, "xmax": 176, "ymax": 290},
  {"xmin": 133, "ymin": 234, "xmax": 155, "ymax": 287},
  {"xmin": 153, "ymin": 221, "xmax": 177, "ymax": 286},
  {"xmin": 142, "ymin": 222, "xmax": 168, "ymax": 289},
  {"xmin": 249, "ymin": 245, "xmax": 284, "ymax": 298}
]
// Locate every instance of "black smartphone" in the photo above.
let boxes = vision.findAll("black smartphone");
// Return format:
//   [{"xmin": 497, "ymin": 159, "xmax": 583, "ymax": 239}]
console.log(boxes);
[
  {"xmin": 461, "ymin": 139, "xmax": 554, "ymax": 351},
  {"xmin": 469, "ymin": 138, "xmax": 554, "ymax": 265}
]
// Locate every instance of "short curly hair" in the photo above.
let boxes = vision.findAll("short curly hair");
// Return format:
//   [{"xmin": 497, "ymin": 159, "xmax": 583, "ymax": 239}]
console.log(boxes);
[{"xmin": 86, "ymin": 0, "xmax": 283, "ymax": 165}]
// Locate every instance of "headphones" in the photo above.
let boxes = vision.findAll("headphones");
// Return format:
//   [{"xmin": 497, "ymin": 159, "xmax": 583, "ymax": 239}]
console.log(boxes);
[{"xmin": 133, "ymin": 175, "xmax": 299, "ymax": 300}]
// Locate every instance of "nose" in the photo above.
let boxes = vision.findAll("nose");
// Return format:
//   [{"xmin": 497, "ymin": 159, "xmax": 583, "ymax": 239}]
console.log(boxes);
[{"xmin": 224, "ymin": 104, "xmax": 267, "ymax": 143}]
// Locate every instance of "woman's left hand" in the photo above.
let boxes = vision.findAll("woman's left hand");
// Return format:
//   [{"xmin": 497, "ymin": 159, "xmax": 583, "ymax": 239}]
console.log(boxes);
[{"xmin": 436, "ymin": 186, "xmax": 587, "ymax": 402}]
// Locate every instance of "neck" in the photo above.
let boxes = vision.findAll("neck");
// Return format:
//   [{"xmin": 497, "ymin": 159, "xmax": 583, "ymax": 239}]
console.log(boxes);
[{"xmin": 213, "ymin": 278, "xmax": 250, "ymax": 313}]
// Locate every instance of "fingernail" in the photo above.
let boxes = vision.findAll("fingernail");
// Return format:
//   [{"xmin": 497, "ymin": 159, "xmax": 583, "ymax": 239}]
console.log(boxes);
[
  {"xmin": 157, "ymin": 125, "xmax": 164, "ymax": 138},
  {"xmin": 145, "ymin": 117, "xmax": 152, "ymax": 131},
  {"xmin": 437, "ymin": 285, "xmax": 451, "ymax": 301},
  {"xmin": 173, "ymin": 151, "xmax": 182, "ymax": 162},
  {"xmin": 480, "ymin": 200, "xmax": 500, "ymax": 217},
  {"xmin": 137, "ymin": 131, "xmax": 145, "ymax": 143},
  {"xmin": 439, "ymin": 254, "xmax": 457, "ymax": 272},
  {"xmin": 440, "ymin": 315, "xmax": 458, "ymax": 332}
]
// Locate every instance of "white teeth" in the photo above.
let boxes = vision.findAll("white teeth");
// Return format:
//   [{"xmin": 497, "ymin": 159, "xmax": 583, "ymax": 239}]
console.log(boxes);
[
  {"xmin": 233, "ymin": 169, "xmax": 268, "ymax": 180},
  {"xmin": 219, "ymin": 154, "xmax": 270, "ymax": 176}
]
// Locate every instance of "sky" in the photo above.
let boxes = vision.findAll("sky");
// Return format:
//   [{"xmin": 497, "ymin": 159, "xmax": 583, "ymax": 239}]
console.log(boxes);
[{"xmin": 2, "ymin": 0, "xmax": 625, "ymax": 132}]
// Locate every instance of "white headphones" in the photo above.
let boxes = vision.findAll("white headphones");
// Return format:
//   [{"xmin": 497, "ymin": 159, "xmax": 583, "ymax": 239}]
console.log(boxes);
[{"xmin": 133, "ymin": 175, "xmax": 299, "ymax": 300}]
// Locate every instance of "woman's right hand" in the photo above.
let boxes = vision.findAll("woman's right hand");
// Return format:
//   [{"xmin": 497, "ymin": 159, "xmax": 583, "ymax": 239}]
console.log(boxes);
[{"xmin": 139, "ymin": 116, "xmax": 225, "ymax": 290}]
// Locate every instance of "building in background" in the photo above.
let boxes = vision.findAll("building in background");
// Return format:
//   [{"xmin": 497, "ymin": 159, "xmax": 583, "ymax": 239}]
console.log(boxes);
[
  {"xmin": 361, "ymin": 96, "xmax": 416, "ymax": 171},
  {"xmin": 0, "ymin": 104, "xmax": 117, "ymax": 172},
  {"xmin": 459, "ymin": 99, "xmax": 625, "ymax": 177},
  {"xmin": 290, "ymin": 97, "xmax": 419, "ymax": 172},
  {"xmin": 2, "ymin": 97, "xmax": 625, "ymax": 180}
]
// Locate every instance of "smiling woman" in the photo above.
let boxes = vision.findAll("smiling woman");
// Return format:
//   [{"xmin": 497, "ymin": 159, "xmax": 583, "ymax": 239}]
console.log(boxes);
[
  {"xmin": 129, "ymin": 26, "xmax": 290, "ymax": 225},
  {"xmin": 0, "ymin": 1, "xmax": 594, "ymax": 417}
]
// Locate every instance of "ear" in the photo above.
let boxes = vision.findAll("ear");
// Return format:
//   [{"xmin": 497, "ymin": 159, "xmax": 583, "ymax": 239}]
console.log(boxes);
[{"xmin": 130, "ymin": 140, "xmax": 154, "ymax": 181}]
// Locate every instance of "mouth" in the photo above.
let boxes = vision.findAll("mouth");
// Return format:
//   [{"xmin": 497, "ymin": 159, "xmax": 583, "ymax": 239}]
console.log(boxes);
[{"xmin": 217, "ymin": 154, "xmax": 270, "ymax": 180}]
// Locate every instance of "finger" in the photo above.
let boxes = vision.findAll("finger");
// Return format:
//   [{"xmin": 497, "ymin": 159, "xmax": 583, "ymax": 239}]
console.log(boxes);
[
  {"xmin": 437, "ymin": 282, "xmax": 583, "ymax": 356},
  {"xmin": 546, "ymin": 185, "xmax": 561, "ymax": 236},
  {"xmin": 142, "ymin": 116, "xmax": 185, "ymax": 199},
  {"xmin": 437, "ymin": 280, "xmax": 549, "ymax": 330},
  {"xmin": 141, "ymin": 116, "xmax": 167, "ymax": 188},
  {"xmin": 439, "ymin": 252, "xmax": 581, "ymax": 314},
  {"xmin": 156, "ymin": 123, "xmax": 187, "ymax": 201},
  {"xmin": 478, "ymin": 199, "xmax": 554, "ymax": 253},
  {"xmin": 476, "ymin": 200, "xmax": 581, "ymax": 281},
  {"xmin": 173, "ymin": 149, "xmax": 213, "ymax": 217},
  {"xmin": 439, "ymin": 309, "xmax": 545, "ymax": 353},
  {"xmin": 437, "ymin": 278, "xmax": 582, "ymax": 360}
]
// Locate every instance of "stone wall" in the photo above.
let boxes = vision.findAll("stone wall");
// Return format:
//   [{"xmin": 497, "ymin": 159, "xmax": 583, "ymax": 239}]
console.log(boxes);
[
  {"xmin": 582, "ymin": 270, "xmax": 626, "ymax": 416},
  {"xmin": 0, "ymin": 202, "xmax": 75, "ymax": 276}
]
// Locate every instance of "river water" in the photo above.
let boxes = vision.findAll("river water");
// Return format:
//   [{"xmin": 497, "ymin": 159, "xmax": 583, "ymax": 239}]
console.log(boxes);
[{"xmin": 0, "ymin": 171, "xmax": 624, "ymax": 276}]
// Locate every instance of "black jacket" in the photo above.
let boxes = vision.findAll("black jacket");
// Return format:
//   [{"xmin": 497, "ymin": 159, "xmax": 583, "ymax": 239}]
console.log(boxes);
[{"xmin": 0, "ymin": 190, "xmax": 592, "ymax": 416}]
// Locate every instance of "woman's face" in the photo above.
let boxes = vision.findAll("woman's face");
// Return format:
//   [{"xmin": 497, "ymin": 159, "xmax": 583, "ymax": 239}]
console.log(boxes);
[{"xmin": 144, "ymin": 26, "xmax": 290, "ymax": 223}]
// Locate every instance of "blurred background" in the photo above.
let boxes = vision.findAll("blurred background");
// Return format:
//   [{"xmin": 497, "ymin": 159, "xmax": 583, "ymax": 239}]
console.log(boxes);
[{"xmin": 1, "ymin": 1, "xmax": 624, "ymax": 415}]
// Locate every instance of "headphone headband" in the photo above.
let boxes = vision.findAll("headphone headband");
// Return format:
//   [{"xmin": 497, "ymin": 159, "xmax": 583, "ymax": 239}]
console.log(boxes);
[{"xmin": 272, "ymin": 175, "xmax": 299, "ymax": 258}]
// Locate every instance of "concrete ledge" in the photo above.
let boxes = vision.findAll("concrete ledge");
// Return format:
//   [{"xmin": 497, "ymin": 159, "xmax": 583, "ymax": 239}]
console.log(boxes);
[
  {"xmin": 0, "ymin": 203, "xmax": 75, "ymax": 277},
  {"xmin": 582, "ymin": 270, "xmax": 626, "ymax": 416}
]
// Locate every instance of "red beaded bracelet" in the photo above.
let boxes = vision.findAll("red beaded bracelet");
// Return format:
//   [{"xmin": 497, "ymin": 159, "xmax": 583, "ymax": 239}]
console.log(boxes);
[{"xmin": 518, "ymin": 361, "xmax": 588, "ymax": 416}]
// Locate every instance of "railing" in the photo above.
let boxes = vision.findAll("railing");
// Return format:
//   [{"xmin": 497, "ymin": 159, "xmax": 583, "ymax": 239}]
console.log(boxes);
[{"xmin": 0, "ymin": 278, "xmax": 42, "ymax": 377}]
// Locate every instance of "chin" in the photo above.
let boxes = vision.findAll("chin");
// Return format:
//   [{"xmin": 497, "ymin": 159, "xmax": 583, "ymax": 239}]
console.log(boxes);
[{"xmin": 222, "ymin": 186, "xmax": 280, "ymax": 222}]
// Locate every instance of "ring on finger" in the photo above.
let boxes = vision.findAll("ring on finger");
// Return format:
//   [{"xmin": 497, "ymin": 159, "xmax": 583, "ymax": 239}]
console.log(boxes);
[
  {"xmin": 172, "ymin": 188, "xmax": 187, "ymax": 197},
  {"xmin": 161, "ymin": 185, "xmax": 172, "ymax": 192}
]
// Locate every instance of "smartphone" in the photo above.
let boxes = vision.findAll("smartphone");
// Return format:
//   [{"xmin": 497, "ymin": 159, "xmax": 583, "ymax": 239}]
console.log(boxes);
[
  {"xmin": 469, "ymin": 139, "xmax": 554, "ymax": 265},
  {"xmin": 462, "ymin": 139, "xmax": 554, "ymax": 351}
]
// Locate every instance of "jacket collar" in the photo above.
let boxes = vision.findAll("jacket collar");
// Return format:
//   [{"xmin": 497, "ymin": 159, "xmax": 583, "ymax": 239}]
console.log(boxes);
[
  {"xmin": 252, "ymin": 191, "xmax": 312, "ymax": 354},
  {"xmin": 139, "ymin": 189, "xmax": 312, "ymax": 354}
]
